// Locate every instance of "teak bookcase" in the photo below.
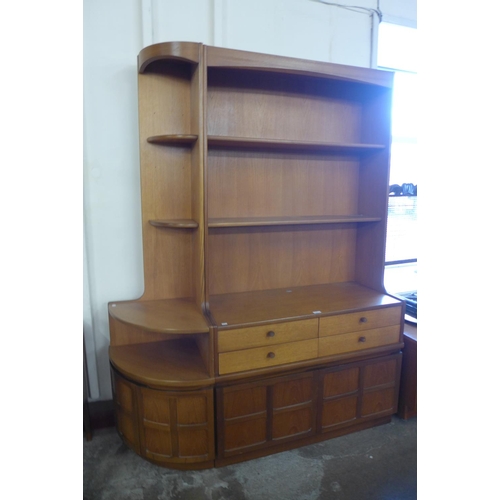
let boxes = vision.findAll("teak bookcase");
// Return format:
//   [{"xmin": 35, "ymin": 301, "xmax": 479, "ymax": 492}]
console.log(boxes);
[{"xmin": 108, "ymin": 42, "xmax": 404, "ymax": 470}]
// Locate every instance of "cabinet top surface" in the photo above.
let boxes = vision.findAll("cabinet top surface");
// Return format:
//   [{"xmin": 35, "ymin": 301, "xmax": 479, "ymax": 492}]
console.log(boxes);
[
  {"xmin": 138, "ymin": 41, "xmax": 393, "ymax": 87},
  {"xmin": 208, "ymin": 282, "xmax": 401, "ymax": 329}
]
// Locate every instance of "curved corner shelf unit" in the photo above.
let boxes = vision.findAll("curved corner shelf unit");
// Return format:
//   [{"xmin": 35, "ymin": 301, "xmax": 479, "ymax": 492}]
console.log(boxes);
[{"xmin": 109, "ymin": 42, "xmax": 403, "ymax": 471}]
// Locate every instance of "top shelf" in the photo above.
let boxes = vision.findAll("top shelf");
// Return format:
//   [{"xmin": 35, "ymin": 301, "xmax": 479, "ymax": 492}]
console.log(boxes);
[
  {"xmin": 138, "ymin": 42, "xmax": 394, "ymax": 88},
  {"xmin": 146, "ymin": 134, "xmax": 385, "ymax": 153}
]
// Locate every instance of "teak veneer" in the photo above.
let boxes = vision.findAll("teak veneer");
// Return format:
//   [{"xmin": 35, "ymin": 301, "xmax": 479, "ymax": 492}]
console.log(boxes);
[{"xmin": 109, "ymin": 42, "xmax": 403, "ymax": 469}]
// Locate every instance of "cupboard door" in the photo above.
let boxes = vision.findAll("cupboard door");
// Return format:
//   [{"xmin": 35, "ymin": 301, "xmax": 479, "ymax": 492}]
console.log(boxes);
[
  {"xmin": 138, "ymin": 387, "xmax": 215, "ymax": 465},
  {"xmin": 361, "ymin": 357, "xmax": 401, "ymax": 418},
  {"xmin": 140, "ymin": 388, "xmax": 173, "ymax": 462},
  {"xmin": 319, "ymin": 354, "xmax": 401, "ymax": 433},
  {"xmin": 218, "ymin": 383, "xmax": 268, "ymax": 456},
  {"xmin": 217, "ymin": 373, "xmax": 317, "ymax": 458},
  {"xmin": 321, "ymin": 367, "xmax": 360, "ymax": 431},
  {"xmin": 272, "ymin": 374, "xmax": 315, "ymax": 441}
]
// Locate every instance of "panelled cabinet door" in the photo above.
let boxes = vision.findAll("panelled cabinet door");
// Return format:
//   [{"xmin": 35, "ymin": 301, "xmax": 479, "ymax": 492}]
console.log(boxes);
[
  {"xmin": 220, "ymin": 383, "xmax": 268, "ymax": 455},
  {"xmin": 321, "ymin": 366, "xmax": 360, "ymax": 431},
  {"xmin": 319, "ymin": 354, "xmax": 402, "ymax": 434},
  {"xmin": 217, "ymin": 372, "xmax": 316, "ymax": 458},
  {"xmin": 272, "ymin": 374, "xmax": 315, "ymax": 441},
  {"xmin": 137, "ymin": 386, "xmax": 215, "ymax": 466},
  {"xmin": 361, "ymin": 357, "xmax": 401, "ymax": 418}
]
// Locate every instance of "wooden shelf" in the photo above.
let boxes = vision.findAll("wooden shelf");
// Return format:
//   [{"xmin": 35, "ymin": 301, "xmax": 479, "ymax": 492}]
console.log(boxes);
[
  {"xmin": 207, "ymin": 136, "xmax": 385, "ymax": 153},
  {"xmin": 109, "ymin": 338, "xmax": 213, "ymax": 389},
  {"xmin": 208, "ymin": 282, "xmax": 401, "ymax": 329},
  {"xmin": 149, "ymin": 219, "xmax": 199, "ymax": 229},
  {"xmin": 109, "ymin": 298, "xmax": 209, "ymax": 334},
  {"xmin": 147, "ymin": 134, "xmax": 198, "ymax": 146},
  {"xmin": 208, "ymin": 215, "xmax": 381, "ymax": 228},
  {"xmin": 145, "ymin": 135, "xmax": 384, "ymax": 153}
]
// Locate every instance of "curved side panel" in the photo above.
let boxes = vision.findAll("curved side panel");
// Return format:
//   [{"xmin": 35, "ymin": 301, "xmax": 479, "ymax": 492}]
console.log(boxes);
[
  {"xmin": 138, "ymin": 41, "xmax": 201, "ymax": 73},
  {"xmin": 111, "ymin": 365, "xmax": 216, "ymax": 470}
]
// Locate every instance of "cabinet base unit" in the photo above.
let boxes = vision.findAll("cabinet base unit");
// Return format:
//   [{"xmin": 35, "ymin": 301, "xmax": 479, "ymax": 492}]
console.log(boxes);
[
  {"xmin": 108, "ymin": 42, "xmax": 401, "ymax": 470},
  {"xmin": 110, "ymin": 352, "xmax": 401, "ymax": 469}
]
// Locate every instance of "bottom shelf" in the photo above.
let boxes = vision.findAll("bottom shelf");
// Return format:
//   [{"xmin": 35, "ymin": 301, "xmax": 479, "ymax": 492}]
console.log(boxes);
[{"xmin": 109, "ymin": 337, "xmax": 214, "ymax": 389}]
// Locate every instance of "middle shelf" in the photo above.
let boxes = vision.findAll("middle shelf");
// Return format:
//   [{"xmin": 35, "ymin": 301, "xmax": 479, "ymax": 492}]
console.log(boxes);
[
  {"xmin": 207, "ymin": 215, "xmax": 381, "ymax": 228},
  {"xmin": 146, "ymin": 134, "xmax": 386, "ymax": 153},
  {"xmin": 147, "ymin": 215, "xmax": 381, "ymax": 230}
]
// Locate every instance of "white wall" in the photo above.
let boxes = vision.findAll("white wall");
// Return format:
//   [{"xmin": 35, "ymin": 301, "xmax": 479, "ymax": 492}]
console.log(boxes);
[{"xmin": 83, "ymin": 0, "xmax": 417, "ymax": 401}]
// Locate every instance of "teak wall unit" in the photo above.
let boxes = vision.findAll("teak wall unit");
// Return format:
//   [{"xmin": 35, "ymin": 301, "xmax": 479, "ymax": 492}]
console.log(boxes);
[{"xmin": 108, "ymin": 42, "xmax": 404, "ymax": 470}]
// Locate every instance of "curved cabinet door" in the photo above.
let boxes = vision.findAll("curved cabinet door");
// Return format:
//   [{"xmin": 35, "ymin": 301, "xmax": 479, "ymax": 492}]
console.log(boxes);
[
  {"xmin": 137, "ymin": 386, "xmax": 215, "ymax": 467},
  {"xmin": 111, "ymin": 366, "xmax": 215, "ymax": 469}
]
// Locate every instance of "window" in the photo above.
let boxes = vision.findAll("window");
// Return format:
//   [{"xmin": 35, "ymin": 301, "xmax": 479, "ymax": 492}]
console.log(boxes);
[{"xmin": 378, "ymin": 22, "xmax": 418, "ymax": 301}]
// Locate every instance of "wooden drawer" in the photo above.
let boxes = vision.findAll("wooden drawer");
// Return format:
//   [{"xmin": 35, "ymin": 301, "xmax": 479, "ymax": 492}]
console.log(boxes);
[
  {"xmin": 319, "ymin": 325, "xmax": 400, "ymax": 357},
  {"xmin": 218, "ymin": 319, "xmax": 318, "ymax": 353},
  {"xmin": 218, "ymin": 339, "xmax": 318, "ymax": 375},
  {"xmin": 319, "ymin": 306, "xmax": 401, "ymax": 337}
]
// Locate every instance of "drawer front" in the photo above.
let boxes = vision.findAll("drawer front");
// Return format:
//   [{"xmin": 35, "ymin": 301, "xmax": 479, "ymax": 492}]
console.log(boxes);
[
  {"xmin": 319, "ymin": 306, "xmax": 401, "ymax": 337},
  {"xmin": 319, "ymin": 325, "xmax": 400, "ymax": 357},
  {"xmin": 219, "ymin": 339, "xmax": 318, "ymax": 375},
  {"xmin": 218, "ymin": 319, "xmax": 318, "ymax": 353}
]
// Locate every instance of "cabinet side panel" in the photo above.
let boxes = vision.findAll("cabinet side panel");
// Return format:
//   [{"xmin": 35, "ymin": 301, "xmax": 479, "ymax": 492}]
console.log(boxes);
[
  {"xmin": 355, "ymin": 152, "xmax": 391, "ymax": 291},
  {"xmin": 190, "ymin": 48, "xmax": 206, "ymax": 310},
  {"xmin": 356, "ymin": 87, "xmax": 393, "ymax": 291}
]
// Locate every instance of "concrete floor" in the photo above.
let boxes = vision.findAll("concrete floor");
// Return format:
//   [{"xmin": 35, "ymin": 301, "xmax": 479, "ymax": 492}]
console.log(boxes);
[{"xmin": 83, "ymin": 417, "xmax": 416, "ymax": 500}]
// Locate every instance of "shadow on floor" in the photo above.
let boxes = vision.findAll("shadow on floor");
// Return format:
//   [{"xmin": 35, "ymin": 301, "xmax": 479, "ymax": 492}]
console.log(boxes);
[{"xmin": 84, "ymin": 416, "xmax": 416, "ymax": 500}]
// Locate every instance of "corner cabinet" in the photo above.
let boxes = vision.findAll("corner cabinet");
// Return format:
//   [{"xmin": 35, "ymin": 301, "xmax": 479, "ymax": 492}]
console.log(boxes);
[{"xmin": 108, "ymin": 42, "xmax": 404, "ymax": 470}]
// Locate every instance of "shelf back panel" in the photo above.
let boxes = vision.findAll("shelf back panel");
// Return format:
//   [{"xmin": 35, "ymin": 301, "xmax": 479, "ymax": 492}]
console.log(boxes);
[
  {"xmin": 138, "ymin": 62, "xmax": 193, "ymax": 136},
  {"xmin": 207, "ymin": 69, "xmax": 366, "ymax": 144},
  {"xmin": 208, "ymin": 225, "xmax": 357, "ymax": 295},
  {"xmin": 207, "ymin": 150, "xmax": 359, "ymax": 219}
]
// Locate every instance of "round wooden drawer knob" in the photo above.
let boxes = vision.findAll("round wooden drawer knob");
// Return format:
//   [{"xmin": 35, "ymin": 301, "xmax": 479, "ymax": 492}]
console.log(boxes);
[
  {"xmin": 267, "ymin": 331, "xmax": 275, "ymax": 337},
  {"xmin": 267, "ymin": 352, "xmax": 276, "ymax": 358},
  {"xmin": 360, "ymin": 317, "xmax": 368, "ymax": 323},
  {"xmin": 358, "ymin": 336, "xmax": 367, "ymax": 343}
]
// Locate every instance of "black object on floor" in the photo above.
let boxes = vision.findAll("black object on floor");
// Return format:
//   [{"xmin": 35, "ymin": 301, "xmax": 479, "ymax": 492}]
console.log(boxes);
[{"xmin": 399, "ymin": 291, "xmax": 417, "ymax": 319}]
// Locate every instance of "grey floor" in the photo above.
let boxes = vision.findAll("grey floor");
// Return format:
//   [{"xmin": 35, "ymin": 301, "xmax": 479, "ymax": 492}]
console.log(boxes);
[{"xmin": 83, "ymin": 416, "xmax": 416, "ymax": 500}]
